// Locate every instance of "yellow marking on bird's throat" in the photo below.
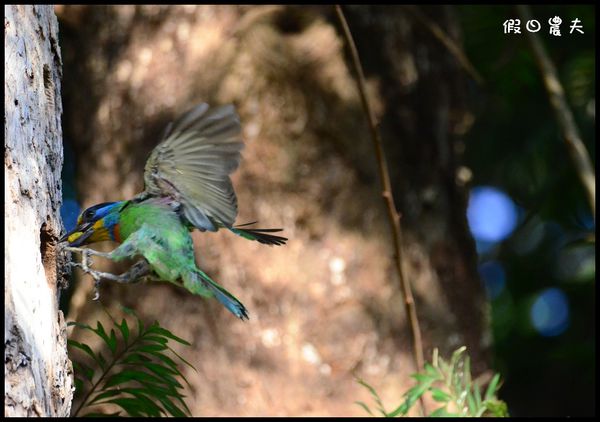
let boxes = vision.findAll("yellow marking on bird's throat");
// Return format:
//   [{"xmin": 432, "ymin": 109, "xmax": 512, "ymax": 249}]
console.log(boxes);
[{"xmin": 67, "ymin": 231, "xmax": 84, "ymax": 244}]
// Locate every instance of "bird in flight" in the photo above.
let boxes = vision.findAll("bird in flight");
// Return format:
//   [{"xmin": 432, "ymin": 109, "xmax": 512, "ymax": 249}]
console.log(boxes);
[{"xmin": 60, "ymin": 103, "xmax": 287, "ymax": 320}]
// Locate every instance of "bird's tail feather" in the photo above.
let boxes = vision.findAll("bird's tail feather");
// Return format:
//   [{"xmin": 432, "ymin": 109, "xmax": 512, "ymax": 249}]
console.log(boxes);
[
  {"xmin": 191, "ymin": 269, "xmax": 249, "ymax": 320},
  {"xmin": 229, "ymin": 222, "xmax": 288, "ymax": 246}
]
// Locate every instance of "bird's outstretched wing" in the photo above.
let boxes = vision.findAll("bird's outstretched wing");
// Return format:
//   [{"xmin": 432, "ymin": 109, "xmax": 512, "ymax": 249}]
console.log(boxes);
[{"xmin": 143, "ymin": 103, "xmax": 244, "ymax": 231}]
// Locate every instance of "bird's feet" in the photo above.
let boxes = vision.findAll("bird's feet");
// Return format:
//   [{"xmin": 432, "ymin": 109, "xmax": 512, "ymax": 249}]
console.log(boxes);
[
  {"xmin": 63, "ymin": 246, "xmax": 151, "ymax": 300},
  {"xmin": 63, "ymin": 246, "xmax": 104, "ymax": 299},
  {"xmin": 63, "ymin": 246, "xmax": 112, "ymax": 260}
]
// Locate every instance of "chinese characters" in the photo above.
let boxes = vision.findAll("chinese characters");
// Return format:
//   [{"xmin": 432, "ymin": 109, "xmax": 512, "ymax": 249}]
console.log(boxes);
[{"xmin": 503, "ymin": 17, "xmax": 585, "ymax": 35}]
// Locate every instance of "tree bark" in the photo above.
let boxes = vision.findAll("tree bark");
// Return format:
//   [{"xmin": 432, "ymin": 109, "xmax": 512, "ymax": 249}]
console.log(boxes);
[{"xmin": 4, "ymin": 5, "xmax": 73, "ymax": 417}]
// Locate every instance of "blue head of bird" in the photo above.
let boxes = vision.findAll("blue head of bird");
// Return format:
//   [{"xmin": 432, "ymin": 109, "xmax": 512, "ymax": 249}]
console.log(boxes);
[{"xmin": 60, "ymin": 201, "xmax": 124, "ymax": 246}]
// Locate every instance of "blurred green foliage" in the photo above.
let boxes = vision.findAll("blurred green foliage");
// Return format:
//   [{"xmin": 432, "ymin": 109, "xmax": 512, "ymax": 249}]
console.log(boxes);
[
  {"xmin": 68, "ymin": 306, "xmax": 195, "ymax": 417},
  {"xmin": 356, "ymin": 347, "xmax": 508, "ymax": 417},
  {"xmin": 457, "ymin": 5, "xmax": 595, "ymax": 417}
]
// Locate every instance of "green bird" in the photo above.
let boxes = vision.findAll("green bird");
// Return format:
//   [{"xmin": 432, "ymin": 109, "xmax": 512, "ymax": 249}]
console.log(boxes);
[{"xmin": 60, "ymin": 103, "xmax": 287, "ymax": 320}]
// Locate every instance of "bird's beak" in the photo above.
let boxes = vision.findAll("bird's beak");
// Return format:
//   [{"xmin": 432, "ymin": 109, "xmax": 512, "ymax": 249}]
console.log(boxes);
[{"xmin": 59, "ymin": 222, "xmax": 94, "ymax": 246}]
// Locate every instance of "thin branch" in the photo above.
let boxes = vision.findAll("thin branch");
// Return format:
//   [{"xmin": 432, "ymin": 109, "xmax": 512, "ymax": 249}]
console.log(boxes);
[
  {"xmin": 403, "ymin": 5, "xmax": 484, "ymax": 86},
  {"xmin": 516, "ymin": 5, "xmax": 595, "ymax": 218},
  {"xmin": 334, "ymin": 5, "xmax": 426, "ymax": 413}
]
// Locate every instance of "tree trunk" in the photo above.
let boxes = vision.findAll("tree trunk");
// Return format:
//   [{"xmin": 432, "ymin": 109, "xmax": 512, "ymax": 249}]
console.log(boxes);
[{"xmin": 4, "ymin": 5, "xmax": 73, "ymax": 417}]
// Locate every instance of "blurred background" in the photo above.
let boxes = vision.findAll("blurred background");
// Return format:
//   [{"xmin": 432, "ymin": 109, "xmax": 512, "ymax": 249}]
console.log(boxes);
[{"xmin": 56, "ymin": 5, "xmax": 595, "ymax": 417}]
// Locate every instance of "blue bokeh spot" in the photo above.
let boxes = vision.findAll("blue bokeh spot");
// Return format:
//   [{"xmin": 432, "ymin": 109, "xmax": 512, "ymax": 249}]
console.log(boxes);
[
  {"xmin": 478, "ymin": 260, "xmax": 506, "ymax": 300},
  {"xmin": 61, "ymin": 199, "xmax": 81, "ymax": 233},
  {"xmin": 467, "ymin": 186, "xmax": 518, "ymax": 243},
  {"xmin": 530, "ymin": 288, "xmax": 570, "ymax": 337}
]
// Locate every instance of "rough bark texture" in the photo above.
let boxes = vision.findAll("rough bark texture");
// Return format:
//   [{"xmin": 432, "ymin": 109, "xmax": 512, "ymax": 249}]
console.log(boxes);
[
  {"xmin": 57, "ymin": 5, "xmax": 488, "ymax": 415},
  {"xmin": 4, "ymin": 5, "xmax": 72, "ymax": 417}
]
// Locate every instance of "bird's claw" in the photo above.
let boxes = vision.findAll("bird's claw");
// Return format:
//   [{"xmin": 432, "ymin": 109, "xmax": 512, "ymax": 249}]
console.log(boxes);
[
  {"xmin": 64, "ymin": 246, "xmax": 105, "ymax": 299},
  {"xmin": 63, "ymin": 246, "xmax": 111, "ymax": 260},
  {"xmin": 64, "ymin": 246, "xmax": 150, "ymax": 299},
  {"xmin": 92, "ymin": 279, "xmax": 101, "ymax": 301}
]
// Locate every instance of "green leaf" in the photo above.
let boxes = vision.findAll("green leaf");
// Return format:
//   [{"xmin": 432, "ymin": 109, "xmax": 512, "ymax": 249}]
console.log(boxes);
[
  {"xmin": 143, "ymin": 361, "xmax": 180, "ymax": 379},
  {"xmin": 81, "ymin": 411, "xmax": 122, "ymax": 417},
  {"xmin": 464, "ymin": 356, "xmax": 472, "ymax": 388},
  {"xmin": 72, "ymin": 360, "xmax": 95, "ymax": 382},
  {"xmin": 466, "ymin": 389, "xmax": 477, "ymax": 415},
  {"xmin": 99, "ymin": 397, "xmax": 145, "ymax": 417},
  {"xmin": 171, "ymin": 393, "xmax": 191, "ymax": 415},
  {"xmin": 93, "ymin": 321, "xmax": 117, "ymax": 355},
  {"xmin": 167, "ymin": 345, "xmax": 196, "ymax": 371},
  {"xmin": 412, "ymin": 373, "xmax": 434, "ymax": 383},
  {"xmin": 121, "ymin": 353, "xmax": 152, "ymax": 365},
  {"xmin": 157, "ymin": 395, "xmax": 188, "ymax": 417},
  {"xmin": 450, "ymin": 347, "xmax": 467, "ymax": 365},
  {"xmin": 68, "ymin": 340, "xmax": 105, "ymax": 370},
  {"xmin": 473, "ymin": 381, "xmax": 482, "ymax": 409},
  {"xmin": 140, "ymin": 383, "xmax": 181, "ymax": 401},
  {"xmin": 146, "ymin": 350, "xmax": 179, "ymax": 370},
  {"xmin": 356, "ymin": 378, "xmax": 386, "ymax": 416},
  {"xmin": 484, "ymin": 374, "xmax": 501, "ymax": 401},
  {"xmin": 120, "ymin": 305, "xmax": 136, "ymax": 316},
  {"xmin": 431, "ymin": 388, "xmax": 452, "ymax": 403},
  {"xmin": 475, "ymin": 407, "xmax": 488, "ymax": 417},
  {"xmin": 137, "ymin": 315, "xmax": 145, "ymax": 337},
  {"xmin": 140, "ymin": 382, "xmax": 186, "ymax": 405},
  {"xmin": 387, "ymin": 401, "xmax": 410, "ymax": 417},
  {"xmin": 108, "ymin": 329, "xmax": 118, "ymax": 354},
  {"xmin": 146, "ymin": 326, "xmax": 192, "ymax": 346},
  {"xmin": 89, "ymin": 388, "xmax": 123, "ymax": 405},
  {"xmin": 437, "ymin": 355, "xmax": 449, "ymax": 376},
  {"xmin": 455, "ymin": 389, "xmax": 468, "ymax": 410},
  {"xmin": 389, "ymin": 374, "xmax": 438, "ymax": 417},
  {"xmin": 118, "ymin": 319, "xmax": 130, "ymax": 345},
  {"xmin": 140, "ymin": 335, "xmax": 169, "ymax": 345},
  {"xmin": 104, "ymin": 369, "xmax": 167, "ymax": 388},
  {"xmin": 447, "ymin": 346, "xmax": 466, "ymax": 388},
  {"xmin": 122, "ymin": 352, "xmax": 191, "ymax": 390},
  {"xmin": 96, "ymin": 352, "xmax": 107, "ymax": 370},
  {"xmin": 407, "ymin": 383, "xmax": 432, "ymax": 408},
  {"xmin": 132, "ymin": 343, "xmax": 168, "ymax": 353},
  {"xmin": 119, "ymin": 389, "xmax": 164, "ymax": 416},
  {"xmin": 120, "ymin": 361, "xmax": 183, "ymax": 389},
  {"xmin": 74, "ymin": 377, "xmax": 84, "ymax": 394},
  {"xmin": 141, "ymin": 351, "xmax": 193, "ymax": 388},
  {"xmin": 355, "ymin": 401, "xmax": 374, "ymax": 416},
  {"xmin": 429, "ymin": 406, "xmax": 458, "ymax": 417},
  {"xmin": 484, "ymin": 399, "xmax": 509, "ymax": 417},
  {"xmin": 425, "ymin": 362, "xmax": 441, "ymax": 379}
]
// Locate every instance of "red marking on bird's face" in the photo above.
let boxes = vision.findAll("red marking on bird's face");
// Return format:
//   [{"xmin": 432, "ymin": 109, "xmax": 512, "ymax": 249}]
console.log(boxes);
[{"xmin": 113, "ymin": 223, "xmax": 122, "ymax": 243}]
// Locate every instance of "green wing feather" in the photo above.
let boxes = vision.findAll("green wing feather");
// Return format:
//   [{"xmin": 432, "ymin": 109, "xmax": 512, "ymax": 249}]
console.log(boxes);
[{"xmin": 143, "ymin": 104, "xmax": 244, "ymax": 231}]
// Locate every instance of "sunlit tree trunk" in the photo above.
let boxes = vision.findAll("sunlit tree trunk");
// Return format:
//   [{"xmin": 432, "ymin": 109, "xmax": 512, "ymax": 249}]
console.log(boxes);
[{"xmin": 4, "ymin": 5, "xmax": 73, "ymax": 417}]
